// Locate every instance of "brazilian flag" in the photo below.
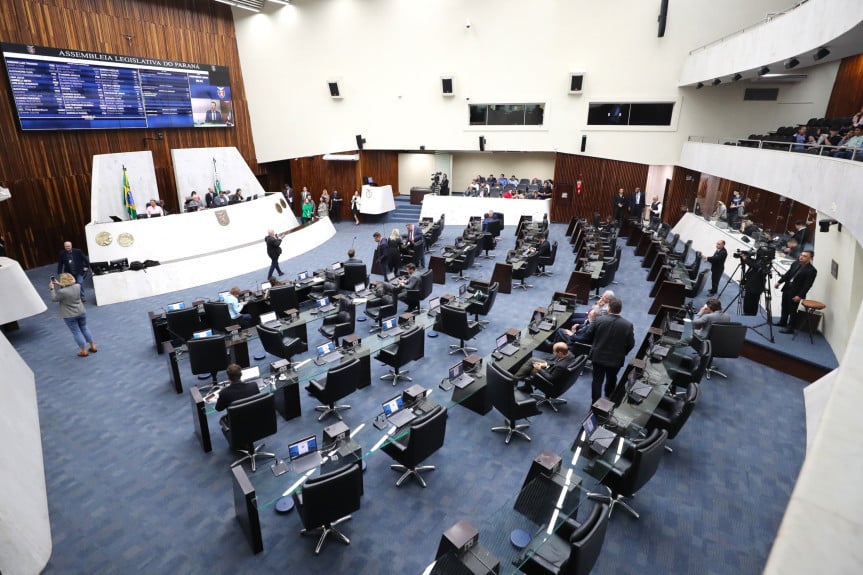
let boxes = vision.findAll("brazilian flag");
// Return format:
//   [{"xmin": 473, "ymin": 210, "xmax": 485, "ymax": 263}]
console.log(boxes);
[{"xmin": 123, "ymin": 167, "xmax": 137, "ymax": 219}]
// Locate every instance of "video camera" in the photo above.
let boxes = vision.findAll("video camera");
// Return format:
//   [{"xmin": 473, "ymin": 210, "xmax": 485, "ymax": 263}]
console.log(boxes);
[{"xmin": 733, "ymin": 242, "xmax": 775, "ymax": 267}]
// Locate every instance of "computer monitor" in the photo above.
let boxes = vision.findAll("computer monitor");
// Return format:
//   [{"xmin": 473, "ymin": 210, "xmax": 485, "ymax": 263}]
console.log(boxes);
[
  {"xmin": 495, "ymin": 334, "xmax": 508, "ymax": 350},
  {"xmin": 297, "ymin": 271, "xmax": 310, "ymax": 281},
  {"xmin": 192, "ymin": 329, "xmax": 213, "ymax": 339},
  {"xmin": 218, "ymin": 291, "xmax": 230, "ymax": 302},
  {"xmin": 381, "ymin": 317, "xmax": 398, "ymax": 330},
  {"xmin": 240, "ymin": 366, "xmax": 260, "ymax": 382},
  {"xmin": 354, "ymin": 281, "xmax": 367, "ymax": 293},
  {"xmin": 459, "ymin": 283, "xmax": 467, "ymax": 297},
  {"xmin": 287, "ymin": 435, "xmax": 318, "ymax": 461},
  {"xmin": 381, "ymin": 394, "xmax": 404, "ymax": 417},
  {"xmin": 316, "ymin": 341, "xmax": 335, "ymax": 356},
  {"xmin": 532, "ymin": 309, "xmax": 546, "ymax": 324},
  {"xmin": 448, "ymin": 361, "xmax": 465, "ymax": 382},
  {"xmin": 108, "ymin": 258, "xmax": 128, "ymax": 271},
  {"xmin": 258, "ymin": 311, "xmax": 277, "ymax": 324},
  {"xmin": 582, "ymin": 412, "xmax": 598, "ymax": 436},
  {"xmin": 166, "ymin": 302, "xmax": 185, "ymax": 311},
  {"xmin": 315, "ymin": 297, "xmax": 330, "ymax": 308},
  {"xmin": 331, "ymin": 262, "xmax": 343, "ymax": 271},
  {"xmin": 428, "ymin": 297, "xmax": 441, "ymax": 313},
  {"xmin": 681, "ymin": 318, "xmax": 693, "ymax": 344},
  {"xmin": 261, "ymin": 281, "xmax": 271, "ymax": 291}
]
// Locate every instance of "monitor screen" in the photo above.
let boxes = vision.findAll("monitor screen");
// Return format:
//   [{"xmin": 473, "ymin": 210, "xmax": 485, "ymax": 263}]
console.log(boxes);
[
  {"xmin": 459, "ymin": 283, "xmax": 467, "ymax": 296},
  {"xmin": 428, "ymin": 297, "xmax": 441, "ymax": 311},
  {"xmin": 218, "ymin": 291, "xmax": 230, "ymax": 301},
  {"xmin": 287, "ymin": 435, "xmax": 318, "ymax": 461},
  {"xmin": 316, "ymin": 341, "xmax": 335, "ymax": 355},
  {"xmin": 354, "ymin": 281, "xmax": 366, "ymax": 293},
  {"xmin": 382, "ymin": 317, "xmax": 398, "ymax": 330},
  {"xmin": 261, "ymin": 281, "xmax": 271, "ymax": 291},
  {"xmin": 192, "ymin": 329, "xmax": 213, "ymax": 339},
  {"xmin": 381, "ymin": 394, "xmax": 403, "ymax": 416},
  {"xmin": 496, "ymin": 334, "xmax": 508, "ymax": 349},
  {"xmin": 331, "ymin": 262, "xmax": 343, "ymax": 270},
  {"xmin": 297, "ymin": 271, "xmax": 309, "ymax": 281},
  {"xmin": 582, "ymin": 413, "xmax": 598, "ymax": 436},
  {"xmin": 448, "ymin": 362, "xmax": 464, "ymax": 381},
  {"xmin": 316, "ymin": 297, "xmax": 330, "ymax": 307},
  {"xmin": 166, "ymin": 302, "xmax": 185, "ymax": 311},
  {"xmin": 240, "ymin": 366, "xmax": 260, "ymax": 382},
  {"xmin": 258, "ymin": 311, "xmax": 277, "ymax": 324}
]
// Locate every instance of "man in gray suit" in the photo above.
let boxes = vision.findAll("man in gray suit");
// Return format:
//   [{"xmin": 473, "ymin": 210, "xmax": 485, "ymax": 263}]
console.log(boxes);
[
  {"xmin": 693, "ymin": 298, "xmax": 730, "ymax": 340},
  {"xmin": 587, "ymin": 297, "xmax": 634, "ymax": 402}
]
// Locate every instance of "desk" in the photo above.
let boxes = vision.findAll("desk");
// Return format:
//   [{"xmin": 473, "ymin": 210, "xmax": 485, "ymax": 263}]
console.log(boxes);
[
  {"xmin": 420, "ymin": 195, "xmax": 550, "ymax": 226},
  {"xmin": 360, "ymin": 184, "xmax": 396, "ymax": 215}
]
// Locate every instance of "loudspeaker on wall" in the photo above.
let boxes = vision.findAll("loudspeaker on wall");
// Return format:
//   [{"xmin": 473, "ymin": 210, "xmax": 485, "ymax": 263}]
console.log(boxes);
[
  {"xmin": 657, "ymin": 0, "xmax": 669, "ymax": 38},
  {"xmin": 581, "ymin": 135, "xmax": 587, "ymax": 152},
  {"xmin": 569, "ymin": 74, "xmax": 584, "ymax": 93},
  {"xmin": 441, "ymin": 77, "xmax": 454, "ymax": 96},
  {"xmin": 479, "ymin": 136, "xmax": 486, "ymax": 151},
  {"xmin": 356, "ymin": 134, "xmax": 365, "ymax": 150},
  {"xmin": 328, "ymin": 81, "xmax": 341, "ymax": 98}
]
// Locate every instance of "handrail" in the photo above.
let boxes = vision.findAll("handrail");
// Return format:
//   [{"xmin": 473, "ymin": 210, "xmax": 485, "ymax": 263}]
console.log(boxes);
[
  {"xmin": 688, "ymin": 0, "xmax": 811, "ymax": 55},
  {"xmin": 686, "ymin": 135, "xmax": 863, "ymax": 161}
]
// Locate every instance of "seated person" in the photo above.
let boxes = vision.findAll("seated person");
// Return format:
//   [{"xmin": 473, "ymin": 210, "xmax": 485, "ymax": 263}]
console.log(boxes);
[
  {"xmin": 216, "ymin": 363, "xmax": 260, "ymax": 426},
  {"xmin": 713, "ymin": 201, "xmax": 727, "ymax": 221},
  {"xmin": 554, "ymin": 307, "xmax": 597, "ymax": 349},
  {"xmin": 375, "ymin": 263, "xmax": 420, "ymax": 309},
  {"xmin": 512, "ymin": 342, "xmax": 576, "ymax": 393},
  {"xmin": 830, "ymin": 126, "xmax": 863, "ymax": 158},
  {"xmin": 782, "ymin": 238, "xmax": 802, "ymax": 259},
  {"xmin": 740, "ymin": 218, "xmax": 760, "ymax": 237},
  {"xmin": 212, "ymin": 191, "xmax": 229, "ymax": 207},
  {"xmin": 185, "ymin": 192, "xmax": 202, "ymax": 212},
  {"xmin": 145, "ymin": 199, "xmax": 164, "ymax": 217},
  {"xmin": 791, "ymin": 126, "xmax": 809, "ymax": 152},
  {"xmin": 344, "ymin": 248, "xmax": 363, "ymax": 266},
  {"xmin": 223, "ymin": 287, "xmax": 253, "ymax": 328},
  {"xmin": 565, "ymin": 290, "xmax": 614, "ymax": 325},
  {"xmin": 693, "ymin": 298, "xmax": 731, "ymax": 340}
]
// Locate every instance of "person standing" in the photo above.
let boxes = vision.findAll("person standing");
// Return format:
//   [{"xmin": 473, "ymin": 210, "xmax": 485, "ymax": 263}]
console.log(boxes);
[
  {"xmin": 57, "ymin": 241, "xmax": 90, "ymax": 301},
  {"xmin": 405, "ymin": 222, "xmax": 426, "ymax": 268},
  {"xmin": 301, "ymin": 197, "xmax": 314, "ymax": 224},
  {"xmin": 704, "ymin": 239, "xmax": 727, "ymax": 295},
  {"xmin": 630, "ymin": 187, "xmax": 645, "ymax": 222},
  {"xmin": 50, "ymin": 273, "xmax": 97, "ymax": 357},
  {"xmin": 351, "ymin": 190, "xmax": 361, "ymax": 225},
  {"xmin": 330, "ymin": 189, "xmax": 342, "ymax": 222},
  {"xmin": 649, "ymin": 196, "xmax": 662, "ymax": 225},
  {"xmin": 265, "ymin": 229, "xmax": 284, "ymax": 279},
  {"xmin": 613, "ymin": 189, "xmax": 628, "ymax": 225},
  {"xmin": 387, "ymin": 229, "xmax": 403, "ymax": 277},
  {"xmin": 775, "ymin": 250, "xmax": 817, "ymax": 334},
  {"xmin": 282, "ymin": 183, "xmax": 294, "ymax": 212},
  {"xmin": 373, "ymin": 232, "xmax": 390, "ymax": 277},
  {"xmin": 587, "ymin": 297, "xmax": 634, "ymax": 402},
  {"xmin": 728, "ymin": 190, "xmax": 743, "ymax": 229}
]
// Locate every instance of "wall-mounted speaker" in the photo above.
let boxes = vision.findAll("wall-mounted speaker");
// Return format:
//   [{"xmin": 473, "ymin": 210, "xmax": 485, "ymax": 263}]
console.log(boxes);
[
  {"xmin": 479, "ymin": 136, "xmax": 486, "ymax": 151},
  {"xmin": 580, "ymin": 135, "xmax": 587, "ymax": 153},
  {"xmin": 328, "ymin": 81, "xmax": 341, "ymax": 98},
  {"xmin": 569, "ymin": 74, "xmax": 584, "ymax": 94},
  {"xmin": 356, "ymin": 134, "xmax": 365, "ymax": 150},
  {"xmin": 657, "ymin": 0, "xmax": 669, "ymax": 38},
  {"xmin": 441, "ymin": 77, "xmax": 454, "ymax": 96}
]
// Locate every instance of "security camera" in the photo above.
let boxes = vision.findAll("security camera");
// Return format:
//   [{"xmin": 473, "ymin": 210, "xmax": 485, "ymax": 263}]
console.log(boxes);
[{"xmin": 819, "ymin": 218, "xmax": 840, "ymax": 232}]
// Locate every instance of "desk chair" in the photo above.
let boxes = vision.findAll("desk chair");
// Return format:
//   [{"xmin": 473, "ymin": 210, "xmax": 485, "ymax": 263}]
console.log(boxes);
[
  {"xmin": 588, "ymin": 428, "xmax": 667, "ymax": 519},
  {"xmin": 188, "ymin": 334, "xmax": 229, "ymax": 385},
  {"xmin": 381, "ymin": 405, "xmax": 447, "ymax": 487},
  {"xmin": 437, "ymin": 305, "xmax": 481, "ymax": 355},
  {"xmin": 489, "ymin": 362, "xmax": 541, "ymax": 444},
  {"xmin": 668, "ymin": 340, "xmax": 712, "ymax": 392},
  {"xmin": 518, "ymin": 500, "xmax": 610, "ymax": 575},
  {"xmin": 221, "ymin": 392, "xmax": 277, "ymax": 472},
  {"xmin": 685, "ymin": 269, "xmax": 709, "ymax": 299},
  {"xmin": 364, "ymin": 296, "xmax": 397, "ymax": 333},
  {"xmin": 705, "ymin": 322, "xmax": 747, "ymax": 378},
  {"xmin": 403, "ymin": 269, "xmax": 433, "ymax": 312},
  {"xmin": 512, "ymin": 253, "xmax": 539, "ymax": 289},
  {"xmin": 319, "ymin": 299, "xmax": 355, "ymax": 346},
  {"xmin": 269, "ymin": 284, "xmax": 299, "ymax": 317},
  {"xmin": 375, "ymin": 325, "xmax": 425, "ymax": 385},
  {"xmin": 479, "ymin": 232, "xmax": 497, "ymax": 259},
  {"xmin": 465, "ymin": 282, "xmax": 498, "ymax": 329},
  {"xmin": 340, "ymin": 262, "xmax": 368, "ymax": 292},
  {"xmin": 446, "ymin": 246, "xmax": 476, "ymax": 282},
  {"xmin": 537, "ymin": 240, "xmax": 558, "ymax": 277},
  {"xmin": 166, "ymin": 307, "xmax": 202, "ymax": 343},
  {"xmin": 590, "ymin": 259, "xmax": 616, "ymax": 298},
  {"xmin": 648, "ymin": 382, "xmax": 700, "ymax": 452},
  {"xmin": 530, "ymin": 355, "xmax": 588, "ymax": 413},
  {"xmin": 307, "ymin": 357, "xmax": 359, "ymax": 421},
  {"xmin": 256, "ymin": 324, "xmax": 305, "ymax": 364},
  {"xmin": 686, "ymin": 251, "xmax": 703, "ymax": 280},
  {"xmin": 293, "ymin": 462, "xmax": 363, "ymax": 554},
  {"xmin": 203, "ymin": 302, "xmax": 235, "ymax": 333}
]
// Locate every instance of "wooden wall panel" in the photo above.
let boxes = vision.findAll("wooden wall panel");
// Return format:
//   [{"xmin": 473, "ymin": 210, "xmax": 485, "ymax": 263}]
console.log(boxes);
[
  {"xmin": 359, "ymin": 151, "xmax": 399, "ymax": 195},
  {"xmin": 289, "ymin": 156, "xmax": 360, "ymax": 209},
  {"xmin": 663, "ymin": 166, "xmax": 701, "ymax": 228},
  {"xmin": 826, "ymin": 54, "xmax": 863, "ymax": 119},
  {"xmin": 551, "ymin": 153, "xmax": 649, "ymax": 223},
  {"xmin": 715, "ymin": 179, "xmax": 816, "ymax": 238},
  {"xmin": 0, "ymin": 0, "xmax": 258, "ymax": 268}
]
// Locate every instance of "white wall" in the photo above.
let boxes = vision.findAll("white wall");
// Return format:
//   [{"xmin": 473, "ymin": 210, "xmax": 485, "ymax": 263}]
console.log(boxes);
[
  {"xmin": 397, "ymin": 153, "xmax": 436, "ymax": 197},
  {"xmin": 451, "ymin": 152, "xmax": 555, "ymax": 192},
  {"xmin": 91, "ymin": 151, "xmax": 157, "ymax": 223},
  {"xmin": 234, "ymin": 0, "xmax": 801, "ymax": 167},
  {"xmin": 171, "ymin": 147, "xmax": 266, "ymax": 202}
]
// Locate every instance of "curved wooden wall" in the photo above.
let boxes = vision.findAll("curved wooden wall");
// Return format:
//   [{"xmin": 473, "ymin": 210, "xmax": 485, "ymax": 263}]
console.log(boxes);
[{"xmin": 0, "ymin": 0, "xmax": 257, "ymax": 268}]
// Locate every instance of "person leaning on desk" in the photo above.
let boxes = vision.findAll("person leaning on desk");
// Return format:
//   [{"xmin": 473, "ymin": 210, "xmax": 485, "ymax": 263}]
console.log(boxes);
[
  {"xmin": 512, "ymin": 342, "xmax": 576, "ymax": 394},
  {"xmin": 216, "ymin": 364, "xmax": 259, "ymax": 429},
  {"xmin": 223, "ymin": 287, "xmax": 253, "ymax": 328}
]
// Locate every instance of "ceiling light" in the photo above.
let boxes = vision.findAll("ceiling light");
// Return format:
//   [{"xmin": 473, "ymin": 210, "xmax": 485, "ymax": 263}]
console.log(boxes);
[
  {"xmin": 711, "ymin": 78, "xmax": 721, "ymax": 86},
  {"xmin": 814, "ymin": 47, "xmax": 830, "ymax": 61},
  {"xmin": 732, "ymin": 73, "xmax": 743, "ymax": 82},
  {"xmin": 696, "ymin": 82, "xmax": 704, "ymax": 89},
  {"xmin": 758, "ymin": 66, "xmax": 770, "ymax": 76},
  {"xmin": 784, "ymin": 58, "xmax": 800, "ymax": 69}
]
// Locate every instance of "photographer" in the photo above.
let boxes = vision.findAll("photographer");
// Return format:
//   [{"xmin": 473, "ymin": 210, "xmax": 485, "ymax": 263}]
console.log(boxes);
[{"xmin": 775, "ymin": 250, "xmax": 817, "ymax": 334}]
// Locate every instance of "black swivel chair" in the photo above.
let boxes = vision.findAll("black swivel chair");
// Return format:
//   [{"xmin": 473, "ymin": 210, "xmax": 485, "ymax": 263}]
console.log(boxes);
[
  {"xmin": 518, "ymin": 500, "xmax": 610, "ymax": 575},
  {"xmin": 221, "ymin": 392, "xmax": 277, "ymax": 472},
  {"xmin": 364, "ymin": 296, "xmax": 397, "ymax": 333},
  {"xmin": 668, "ymin": 340, "xmax": 712, "ymax": 392},
  {"xmin": 380, "ymin": 405, "xmax": 447, "ymax": 487},
  {"xmin": 340, "ymin": 262, "xmax": 368, "ymax": 292},
  {"xmin": 465, "ymin": 282, "xmax": 498, "ymax": 329},
  {"xmin": 487, "ymin": 216, "xmax": 503, "ymax": 238},
  {"xmin": 188, "ymin": 334, "xmax": 229, "ymax": 385},
  {"xmin": 293, "ymin": 462, "xmax": 362, "ymax": 555},
  {"xmin": 256, "ymin": 324, "xmax": 305, "ymax": 364},
  {"xmin": 488, "ymin": 362, "xmax": 541, "ymax": 444},
  {"xmin": 307, "ymin": 357, "xmax": 359, "ymax": 421},
  {"xmin": 446, "ymin": 246, "xmax": 476, "ymax": 282},
  {"xmin": 403, "ymin": 269, "xmax": 433, "ymax": 312},
  {"xmin": 647, "ymin": 382, "xmax": 700, "ymax": 452},
  {"xmin": 479, "ymin": 232, "xmax": 497, "ymax": 259},
  {"xmin": 319, "ymin": 299, "xmax": 355, "ymax": 346},
  {"xmin": 437, "ymin": 304, "xmax": 481, "ymax": 355},
  {"xmin": 375, "ymin": 324, "xmax": 425, "ymax": 385},
  {"xmin": 537, "ymin": 241, "xmax": 558, "ymax": 277},
  {"xmin": 591, "ymin": 259, "xmax": 617, "ymax": 298},
  {"xmin": 686, "ymin": 251, "xmax": 703, "ymax": 280},
  {"xmin": 588, "ymin": 428, "xmax": 668, "ymax": 519},
  {"xmin": 166, "ymin": 307, "xmax": 202, "ymax": 343},
  {"xmin": 204, "ymin": 301, "xmax": 236, "ymax": 333},
  {"xmin": 530, "ymin": 355, "xmax": 588, "ymax": 412},
  {"xmin": 268, "ymin": 284, "xmax": 300, "ymax": 317},
  {"xmin": 705, "ymin": 322, "xmax": 747, "ymax": 378},
  {"xmin": 513, "ymin": 253, "xmax": 539, "ymax": 289},
  {"xmin": 685, "ymin": 269, "xmax": 709, "ymax": 299}
]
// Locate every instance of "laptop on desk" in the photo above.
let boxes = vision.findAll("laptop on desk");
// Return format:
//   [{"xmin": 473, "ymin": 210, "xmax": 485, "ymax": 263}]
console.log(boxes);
[
  {"xmin": 296, "ymin": 271, "xmax": 315, "ymax": 285},
  {"xmin": 378, "ymin": 316, "xmax": 404, "ymax": 338},
  {"xmin": 448, "ymin": 361, "xmax": 475, "ymax": 389},
  {"xmin": 582, "ymin": 413, "xmax": 616, "ymax": 455},
  {"xmin": 313, "ymin": 297, "xmax": 335, "ymax": 314},
  {"xmin": 314, "ymin": 341, "xmax": 343, "ymax": 366},
  {"xmin": 382, "ymin": 394, "xmax": 417, "ymax": 429},
  {"xmin": 240, "ymin": 365, "xmax": 261, "ymax": 383},
  {"xmin": 355, "ymin": 282, "xmax": 373, "ymax": 298},
  {"xmin": 192, "ymin": 329, "xmax": 213, "ymax": 339},
  {"xmin": 166, "ymin": 301, "xmax": 185, "ymax": 311},
  {"xmin": 427, "ymin": 297, "xmax": 442, "ymax": 317},
  {"xmin": 495, "ymin": 334, "xmax": 519, "ymax": 357},
  {"xmin": 258, "ymin": 311, "xmax": 280, "ymax": 330},
  {"xmin": 288, "ymin": 434, "xmax": 324, "ymax": 473}
]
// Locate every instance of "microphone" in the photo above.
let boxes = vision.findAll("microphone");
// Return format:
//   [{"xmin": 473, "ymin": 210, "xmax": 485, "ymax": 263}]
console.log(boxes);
[{"xmin": 351, "ymin": 235, "xmax": 357, "ymax": 249}]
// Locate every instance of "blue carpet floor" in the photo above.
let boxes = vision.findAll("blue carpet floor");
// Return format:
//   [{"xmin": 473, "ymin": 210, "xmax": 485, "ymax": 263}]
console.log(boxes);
[{"xmin": 8, "ymin": 219, "xmax": 809, "ymax": 574}]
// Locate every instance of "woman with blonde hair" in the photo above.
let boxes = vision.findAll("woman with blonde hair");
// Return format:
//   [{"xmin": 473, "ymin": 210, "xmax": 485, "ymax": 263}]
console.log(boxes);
[
  {"xmin": 49, "ymin": 272, "xmax": 97, "ymax": 357},
  {"xmin": 387, "ymin": 228, "xmax": 403, "ymax": 275}
]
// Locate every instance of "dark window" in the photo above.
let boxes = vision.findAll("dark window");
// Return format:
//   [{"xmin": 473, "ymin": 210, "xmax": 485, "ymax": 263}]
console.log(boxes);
[
  {"xmin": 524, "ymin": 104, "xmax": 544, "ymax": 125},
  {"xmin": 743, "ymin": 88, "xmax": 779, "ymax": 101},
  {"xmin": 468, "ymin": 103, "xmax": 544, "ymax": 126},
  {"xmin": 629, "ymin": 103, "xmax": 674, "ymax": 125},
  {"xmin": 588, "ymin": 103, "xmax": 630, "ymax": 125},
  {"xmin": 587, "ymin": 102, "xmax": 674, "ymax": 126},
  {"xmin": 469, "ymin": 104, "xmax": 488, "ymax": 125}
]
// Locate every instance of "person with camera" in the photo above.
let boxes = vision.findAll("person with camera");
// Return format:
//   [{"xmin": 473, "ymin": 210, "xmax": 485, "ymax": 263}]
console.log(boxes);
[{"xmin": 775, "ymin": 250, "xmax": 817, "ymax": 334}]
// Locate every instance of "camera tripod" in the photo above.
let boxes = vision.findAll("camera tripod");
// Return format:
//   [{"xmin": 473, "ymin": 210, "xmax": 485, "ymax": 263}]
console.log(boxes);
[{"xmin": 720, "ymin": 258, "xmax": 776, "ymax": 343}]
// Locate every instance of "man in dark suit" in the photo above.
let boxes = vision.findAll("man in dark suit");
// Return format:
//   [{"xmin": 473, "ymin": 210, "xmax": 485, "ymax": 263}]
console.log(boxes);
[
  {"xmin": 775, "ymin": 250, "xmax": 817, "ymax": 334},
  {"xmin": 513, "ymin": 342, "xmax": 575, "ymax": 393},
  {"xmin": 554, "ymin": 307, "xmax": 597, "ymax": 350},
  {"xmin": 587, "ymin": 297, "xmax": 634, "ymax": 402},
  {"xmin": 57, "ymin": 241, "xmax": 90, "ymax": 301},
  {"xmin": 205, "ymin": 101, "xmax": 223, "ymax": 123},
  {"xmin": 405, "ymin": 223, "xmax": 426, "ymax": 268},
  {"xmin": 344, "ymin": 248, "xmax": 363, "ymax": 266},
  {"xmin": 630, "ymin": 187, "xmax": 645, "ymax": 221},
  {"xmin": 704, "ymin": 239, "xmax": 728, "ymax": 295},
  {"xmin": 265, "ymin": 229, "xmax": 284, "ymax": 279},
  {"xmin": 216, "ymin": 364, "xmax": 259, "ymax": 417},
  {"xmin": 373, "ymin": 232, "xmax": 390, "ymax": 277},
  {"xmin": 613, "ymin": 189, "xmax": 628, "ymax": 225}
]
